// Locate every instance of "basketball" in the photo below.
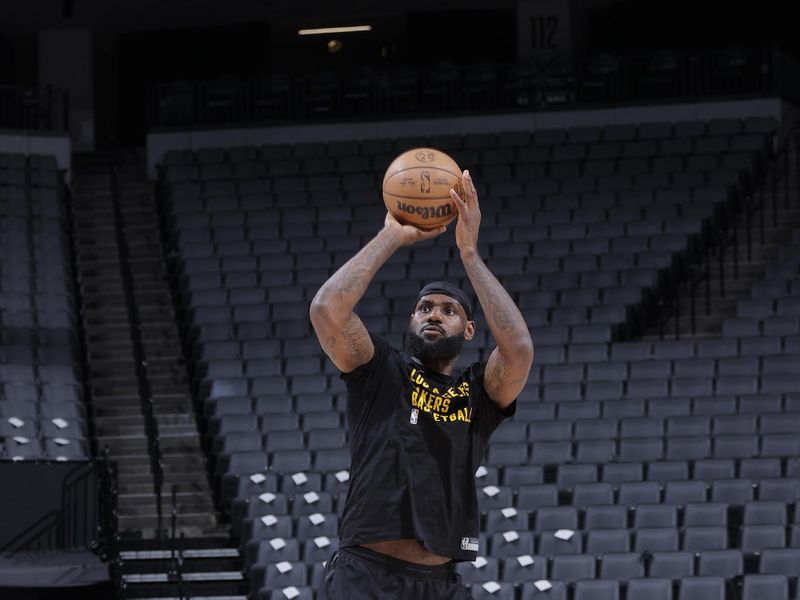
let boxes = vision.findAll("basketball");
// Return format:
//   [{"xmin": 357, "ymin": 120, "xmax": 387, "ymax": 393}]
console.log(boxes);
[{"xmin": 382, "ymin": 147, "xmax": 462, "ymax": 229}]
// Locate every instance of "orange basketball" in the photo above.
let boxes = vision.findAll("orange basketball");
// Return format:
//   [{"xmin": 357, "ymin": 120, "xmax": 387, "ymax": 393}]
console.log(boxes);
[{"xmin": 382, "ymin": 147, "xmax": 462, "ymax": 229}]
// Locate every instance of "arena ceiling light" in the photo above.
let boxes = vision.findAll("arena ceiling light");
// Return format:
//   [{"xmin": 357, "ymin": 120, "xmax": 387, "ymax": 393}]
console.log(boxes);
[{"xmin": 297, "ymin": 25, "xmax": 372, "ymax": 36}]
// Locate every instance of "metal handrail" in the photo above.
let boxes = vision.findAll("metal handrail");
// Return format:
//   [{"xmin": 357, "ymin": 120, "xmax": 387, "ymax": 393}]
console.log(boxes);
[
  {"xmin": 0, "ymin": 456, "xmax": 117, "ymax": 554},
  {"xmin": 147, "ymin": 47, "xmax": 800, "ymax": 130},
  {"xmin": 62, "ymin": 170, "xmax": 100, "ymax": 458},
  {"xmin": 108, "ymin": 156, "xmax": 165, "ymax": 535},
  {"xmin": 0, "ymin": 84, "xmax": 68, "ymax": 133},
  {"xmin": 167, "ymin": 485, "xmax": 187, "ymax": 599},
  {"xmin": 631, "ymin": 120, "xmax": 800, "ymax": 340}
]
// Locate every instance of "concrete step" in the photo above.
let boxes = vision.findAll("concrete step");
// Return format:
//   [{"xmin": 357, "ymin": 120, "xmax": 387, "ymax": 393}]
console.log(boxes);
[
  {"xmin": 93, "ymin": 405, "xmax": 143, "ymax": 419},
  {"xmin": 114, "ymin": 455, "xmax": 207, "ymax": 470},
  {"xmin": 94, "ymin": 415, "xmax": 146, "ymax": 429},
  {"xmin": 89, "ymin": 358, "xmax": 138, "ymax": 371},
  {"xmin": 117, "ymin": 512, "xmax": 219, "ymax": 535},
  {"xmin": 118, "ymin": 495, "xmax": 214, "ymax": 513},
  {"xmin": 117, "ymin": 479, "xmax": 213, "ymax": 497},
  {"xmin": 117, "ymin": 471, "xmax": 205, "ymax": 486}
]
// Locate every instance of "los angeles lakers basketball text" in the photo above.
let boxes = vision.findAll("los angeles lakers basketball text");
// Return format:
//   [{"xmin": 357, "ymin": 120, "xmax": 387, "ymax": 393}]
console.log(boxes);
[{"xmin": 408, "ymin": 368, "xmax": 474, "ymax": 423}]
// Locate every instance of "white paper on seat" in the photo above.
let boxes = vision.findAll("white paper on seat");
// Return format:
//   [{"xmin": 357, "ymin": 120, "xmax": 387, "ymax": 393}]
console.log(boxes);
[
  {"xmin": 269, "ymin": 538, "xmax": 287, "ymax": 550},
  {"xmin": 249, "ymin": 473, "xmax": 266, "ymax": 484},
  {"xmin": 503, "ymin": 530, "xmax": 520, "ymax": 543},
  {"xmin": 335, "ymin": 470, "xmax": 350, "ymax": 483},
  {"xmin": 554, "ymin": 529, "xmax": 574, "ymax": 541},
  {"xmin": 260, "ymin": 515, "xmax": 278, "ymax": 526},
  {"xmin": 473, "ymin": 556, "xmax": 488, "ymax": 568},
  {"xmin": 8, "ymin": 417, "xmax": 24, "ymax": 428},
  {"xmin": 501, "ymin": 507, "xmax": 517, "ymax": 518},
  {"xmin": 282, "ymin": 587, "xmax": 300, "ymax": 600},
  {"xmin": 259, "ymin": 492, "xmax": 276, "ymax": 504},
  {"xmin": 53, "ymin": 437, "xmax": 70, "ymax": 445},
  {"xmin": 308, "ymin": 513, "xmax": 325, "ymax": 525},
  {"xmin": 517, "ymin": 555, "xmax": 534, "ymax": 567},
  {"xmin": 52, "ymin": 418, "xmax": 69, "ymax": 429},
  {"xmin": 534, "ymin": 580, "xmax": 552, "ymax": 591},
  {"xmin": 275, "ymin": 561, "xmax": 293, "ymax": 574},
  {"xmin": 314, "ymin": 536, "xmax": 331, "ymax": 548},
  {"xmin": 482, "ymin": 485, "xmax": 500, "ymax": 497},
  {"xmin": 304, "ymin": 491, "xmax": 320, "ymax": 504},
  {"xmin": 292, "ymin": 472, "xmax": 308, "ymax": 485},
  {"xmin": 482, "ymin": 581, "xmax": 501, "ymax": 593},
  {"xmin": 475, "ymin": 466, "xmax": 488, "ymax": 478}
]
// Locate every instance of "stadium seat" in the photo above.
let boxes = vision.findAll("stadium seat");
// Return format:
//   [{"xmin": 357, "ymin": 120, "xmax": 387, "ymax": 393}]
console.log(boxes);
[
  {"xmin": 696, "ymin": 549, "xmax": 742, "ymax": 577},
  {"xmin": 573, "ymin": 579, "xmax": 619, "ymax": 600},
  {"xmin": 741, "ymin": 574, "xmax": 789, "ymax": 600},
  {"xmin": 677, "ymin": 576, "xmax": 726, "ymax": 600}
]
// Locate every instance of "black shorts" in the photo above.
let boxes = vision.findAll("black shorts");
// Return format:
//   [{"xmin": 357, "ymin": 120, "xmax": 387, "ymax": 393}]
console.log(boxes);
[{"xmin": 317, "ymin": 545, "xmax": 471, "ymax": 600}]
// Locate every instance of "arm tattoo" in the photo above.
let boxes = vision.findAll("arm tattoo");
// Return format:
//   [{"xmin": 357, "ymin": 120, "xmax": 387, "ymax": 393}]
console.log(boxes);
[
  {"xmin": 462, "ymin": 249, "xmax": 533, "ymax": 402},
  {"xmin": 331, "ymin": 234, "xmax": 399, "ymax": 302},
  {"xmin": 341, "ymin": 315, "xmax": 372, "ymax": 364},
  {"xmin": 462, "ymin": 251, "xmax": 528, "ymax": 339}
]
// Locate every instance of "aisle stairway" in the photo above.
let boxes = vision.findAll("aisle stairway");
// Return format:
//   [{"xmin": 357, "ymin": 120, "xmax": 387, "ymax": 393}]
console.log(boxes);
[
  {"xmin": 644, "ymin": 133, "xmax": 800, "ymax": 338},
  {"xmin": 71, "ymin": 151, "xmax": 221, "ymax": 537}
]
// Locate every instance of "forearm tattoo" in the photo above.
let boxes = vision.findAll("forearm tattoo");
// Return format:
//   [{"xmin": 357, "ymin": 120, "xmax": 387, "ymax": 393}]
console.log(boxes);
[{"xmin": 462, "ymin": 252, "xmax": 527, "ymax": 339}]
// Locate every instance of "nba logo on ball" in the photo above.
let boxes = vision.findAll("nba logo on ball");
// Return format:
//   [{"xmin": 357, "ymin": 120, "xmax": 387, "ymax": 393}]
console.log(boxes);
[
  {"xmin": 420, "ymin": 171, "xmax": 431, "ymax": 193},
  {"xmin": 383, "ymin": 147, "xmax": 462, "ymax": 230}
]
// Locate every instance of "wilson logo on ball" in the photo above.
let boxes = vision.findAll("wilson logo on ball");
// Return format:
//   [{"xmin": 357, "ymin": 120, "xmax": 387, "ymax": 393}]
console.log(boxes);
[
  {"xmin": 395, "ymin": 200, "xmax": 452, "ymax": 220},
  {"xmin": 414, "ymin": 150, "xmax": 436, "ymax": 162}
]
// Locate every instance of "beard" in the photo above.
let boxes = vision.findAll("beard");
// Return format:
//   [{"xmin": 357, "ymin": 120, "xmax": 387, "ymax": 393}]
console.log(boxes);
[{"xmin": 405, "ymin": 327, "xmax": 466, "ymax": 363}]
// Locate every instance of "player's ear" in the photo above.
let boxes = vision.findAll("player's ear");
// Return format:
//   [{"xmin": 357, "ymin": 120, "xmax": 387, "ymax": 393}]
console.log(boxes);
[{"xmin": 464, "ymin": 321, "xmax": 475, "ymax": 341}]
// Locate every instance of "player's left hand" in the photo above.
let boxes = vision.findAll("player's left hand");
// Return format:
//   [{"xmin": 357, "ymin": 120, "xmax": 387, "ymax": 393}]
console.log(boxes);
[{"xmin": 450, "ymin": 169, "xmax": 481, "ymax": 254}]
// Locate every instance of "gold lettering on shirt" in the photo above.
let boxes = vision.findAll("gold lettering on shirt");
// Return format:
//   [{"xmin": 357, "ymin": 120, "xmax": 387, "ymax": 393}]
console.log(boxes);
[{"xmin": 408, "ymin": 368, "xmax": 471, "ymax": 424}]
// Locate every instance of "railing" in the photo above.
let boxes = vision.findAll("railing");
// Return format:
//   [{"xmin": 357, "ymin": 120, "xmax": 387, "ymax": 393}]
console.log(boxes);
[
  {"xmin": 148, "ymin": 47, "xmax": 799, "ymax": 130},
  {"xmin": 63, "ymin": 174, "xmax": 100, "ymax": 458},
  {"xmin": 630, "ymin": 120, "xmax": 800, "ymax": 339},
  {"xmin": 109, "ymin": 156, "xmax": 165, "ymax": 535},
  {"xmin": 0, "ymin": 84, "xmax": 68, "ymax": 133},
  {"xmin": 153, "ymin": 174, "xmax": 222, "ymax": 513},
  {"xmin": 0, "ymin": 455, "xmax": 117, "ymax": 554},
  {"xmin": 95, "ymin": 448, "xmax": 122, "ymax": 595},
  {"xmin": 167, "ymin": 485, "xmax": 187, "ymax": 600}
]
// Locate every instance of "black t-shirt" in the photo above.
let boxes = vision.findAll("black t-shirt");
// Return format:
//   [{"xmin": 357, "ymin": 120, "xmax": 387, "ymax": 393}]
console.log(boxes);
[{"xmin": 338, "ymin": 333, "xmax": 516, "ymax": 561}]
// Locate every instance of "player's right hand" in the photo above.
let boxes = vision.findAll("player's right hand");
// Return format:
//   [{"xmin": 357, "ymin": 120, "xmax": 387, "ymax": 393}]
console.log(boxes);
[{"xmin": 383, "ymin": 211, "xmax": 447, "ymax": 246}]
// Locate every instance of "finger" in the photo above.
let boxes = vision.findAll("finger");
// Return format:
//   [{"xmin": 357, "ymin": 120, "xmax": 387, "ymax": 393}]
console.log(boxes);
[
  {"xmin": 419, "ymin": 225, "xmax": 447, "ymax": 240},
  {"xmin": 450, "ymin": 188, "xmax": 467, "ymax": 213},
  {"xmin": 464, "ymin": 169, "xmax": 477, "ymax": 198},
  {"xmin": 459, "ymin": 170, "xmax": 469, "ymax": 200}
]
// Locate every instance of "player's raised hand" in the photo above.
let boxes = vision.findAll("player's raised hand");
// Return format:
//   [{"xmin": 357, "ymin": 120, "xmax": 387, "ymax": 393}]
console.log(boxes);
[
  {"xmin": 450, "ymin": 169, "xmax": 481, "ymax": 254},
  {"xmin": 383, "ymin": 211, "xmax": 446, "ymax": 246}
]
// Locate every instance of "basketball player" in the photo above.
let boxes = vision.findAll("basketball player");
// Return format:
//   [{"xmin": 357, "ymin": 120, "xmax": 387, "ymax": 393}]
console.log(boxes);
[{"xmin": 310, "ymin": 170, "xmax": 534, "ymax": 599}]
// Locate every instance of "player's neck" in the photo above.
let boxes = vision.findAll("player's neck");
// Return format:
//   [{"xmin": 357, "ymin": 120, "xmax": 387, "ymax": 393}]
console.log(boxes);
[{"xmin": 411, "ymin": 355, "xmax": 458, "ymax": 378}]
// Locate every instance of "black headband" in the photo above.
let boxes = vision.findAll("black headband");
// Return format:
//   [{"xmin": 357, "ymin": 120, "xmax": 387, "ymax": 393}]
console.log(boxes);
[{"xmin": 415, "ymin": 281, "xmax": 473, "ymax": 320}]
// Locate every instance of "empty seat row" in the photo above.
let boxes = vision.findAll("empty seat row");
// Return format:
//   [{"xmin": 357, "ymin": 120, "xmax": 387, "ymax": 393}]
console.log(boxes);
[
  {"xmin": 483, "ymin": 500, "xmax": 799, "ymax": 533},
  {"xmin": 460, "ymin": 525, "xmax": 800, "ymax": 557},
  {"xmin": 485, "ymin": 435, "xmax": 800, "ymax": 464},
  {"xmin": 478, "ymin": 478, "xmax": 800, "ymax": 509},
  {"xmin": 486, "ymin": 459, "xmax": 800, "ymax": 489},
  {"xmin": 499, "ymin": 413, "xmax": 800, "ymax": 443}
]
